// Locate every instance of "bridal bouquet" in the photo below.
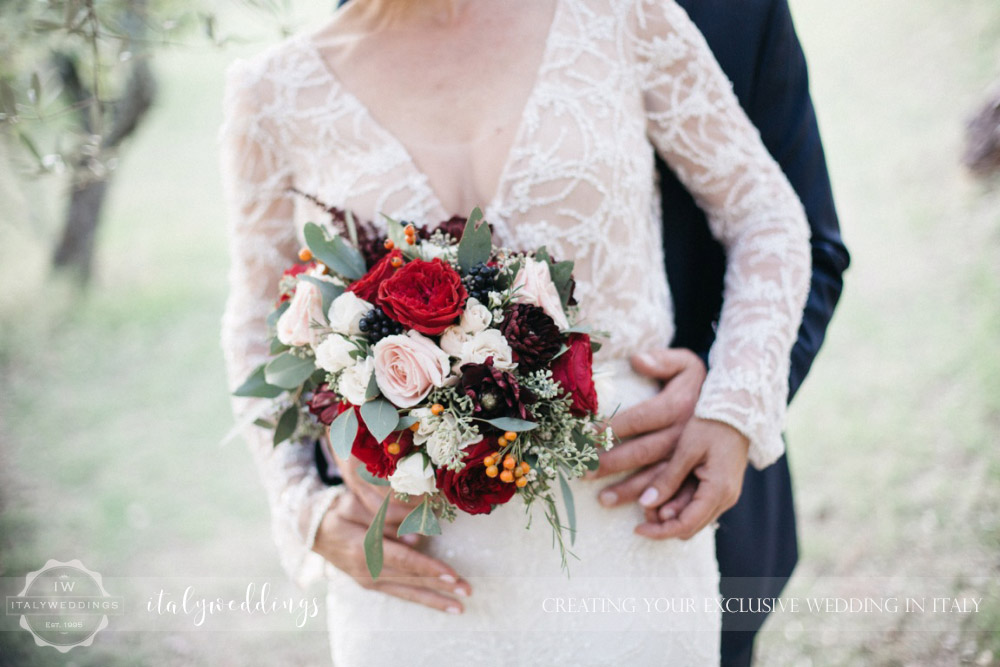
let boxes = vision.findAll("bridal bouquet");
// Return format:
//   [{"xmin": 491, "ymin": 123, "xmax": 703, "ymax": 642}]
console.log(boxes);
[{"xmin": 233, "ymin": 207, "xmax": 612, "ymax": 576}]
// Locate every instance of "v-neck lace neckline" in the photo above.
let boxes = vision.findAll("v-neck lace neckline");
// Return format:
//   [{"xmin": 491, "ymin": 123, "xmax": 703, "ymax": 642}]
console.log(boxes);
[{"xmin": 299, "ymin": 0, "xmax": 563, "ymax": 222}]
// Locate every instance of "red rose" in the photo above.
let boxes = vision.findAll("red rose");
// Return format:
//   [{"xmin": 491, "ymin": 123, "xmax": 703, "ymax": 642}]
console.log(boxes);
[
  {"xmin": 348, "ymin": 249, "xmax": 402, "ymax": 303},
  {"xmin": 330, "ymin": 403, "xmax": 413, "ymax": 478},
  {"xmin": 377, "ymin": 258, "xmax": 467, "ymax": 335},
  {"xmin": 550, "ymin": 333, "xmax": 598, "ymax": 416},
  {"xmin": 435, "ymin": 439, "xmax": 516, "ymax": 515}
]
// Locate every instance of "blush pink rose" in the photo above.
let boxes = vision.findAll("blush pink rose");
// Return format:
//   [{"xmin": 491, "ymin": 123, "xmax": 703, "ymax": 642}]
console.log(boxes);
[
  {"xmin": 512, "ymin": 257, "xmax": 569, "ymax": 330},
  {"xmin": 276, "ymin": 278, "xmax": 327, "ymax": 347},
  {"xmin": 373, "ymin": 331, "xmax": 451, "ymax": 408}
]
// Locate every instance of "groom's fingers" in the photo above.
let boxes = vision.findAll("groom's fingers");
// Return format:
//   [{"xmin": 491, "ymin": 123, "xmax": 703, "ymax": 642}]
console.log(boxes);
[
  {"xmin": 597, "ymin": 462, "xmax": 667, "ymax": 506},
  {"xmin": 593, "ymin": 424, "xmax": 682, "ymax": 479},
  {"xmin": 635, "ymin": 488, "xmax": 717, "ymax": 541}
]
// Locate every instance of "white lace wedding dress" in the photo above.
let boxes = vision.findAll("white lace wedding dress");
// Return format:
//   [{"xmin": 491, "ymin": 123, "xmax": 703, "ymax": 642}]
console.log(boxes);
[{"xmin": 220, "ymin": 0, "xmax": 811, "ymax": 664}]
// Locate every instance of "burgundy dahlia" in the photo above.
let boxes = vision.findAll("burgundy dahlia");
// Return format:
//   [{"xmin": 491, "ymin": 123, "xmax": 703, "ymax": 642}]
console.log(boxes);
[
  {"xmin": 459, "ymin": 357, "xmax": 537, "ymax": 421},
  {"xmin": 500, "ymin": 303, "xmax": 562, "ymax": 371},
  {"xmin": 307, "ymin": 383, "xmax": 340, "ymax": 426}
]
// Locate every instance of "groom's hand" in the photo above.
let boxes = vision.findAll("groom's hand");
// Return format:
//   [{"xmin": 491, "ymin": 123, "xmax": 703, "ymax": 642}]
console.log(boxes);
[{"xmin": 590, "ymin": 348, "xmax": 705, "ymax": 504}]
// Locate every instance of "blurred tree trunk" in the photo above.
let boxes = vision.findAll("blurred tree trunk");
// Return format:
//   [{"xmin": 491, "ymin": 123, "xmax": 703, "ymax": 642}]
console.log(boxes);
[
  {"xmin": 963, "ymin": 83, "xmax": 1000, "ymax": 177},
  {"xmin": 51, "ymin": 1, "xmax": 156, "ymax": 284}
]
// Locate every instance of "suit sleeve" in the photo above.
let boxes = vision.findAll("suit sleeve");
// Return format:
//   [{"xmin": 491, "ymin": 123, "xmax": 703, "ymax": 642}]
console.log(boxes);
[{"xmin": 747, "ymin": 0, "xmax": 850, "ymax": 402}]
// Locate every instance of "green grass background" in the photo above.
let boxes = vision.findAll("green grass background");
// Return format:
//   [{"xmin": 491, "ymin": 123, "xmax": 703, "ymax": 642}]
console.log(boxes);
[{"xmin": 1, "ymin": 0, "xmax": 998, "ymax": 664}]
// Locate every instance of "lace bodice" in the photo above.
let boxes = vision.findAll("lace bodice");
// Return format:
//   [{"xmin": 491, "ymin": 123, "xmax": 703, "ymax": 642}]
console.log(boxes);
[{"xmin": 220, "ymin": 0, "xmax": 810, "ymax": 587}]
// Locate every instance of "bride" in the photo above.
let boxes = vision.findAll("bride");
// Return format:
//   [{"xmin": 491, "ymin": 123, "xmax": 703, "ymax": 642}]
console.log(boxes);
[{"xmin": 220, "ymin": 0, "xmax": 810, "ymax": 664}]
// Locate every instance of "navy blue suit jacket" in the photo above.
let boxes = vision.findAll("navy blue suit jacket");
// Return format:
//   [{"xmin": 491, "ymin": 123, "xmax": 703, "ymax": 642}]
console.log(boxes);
[{"xmin": 666, "ymin": 0, "xmax": 849, "ymax": 648}]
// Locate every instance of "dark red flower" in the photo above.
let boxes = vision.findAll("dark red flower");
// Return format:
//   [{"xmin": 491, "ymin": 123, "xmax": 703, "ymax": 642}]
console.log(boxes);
[
  {"xmin": 377, "ymin": 258, "xmax": 467, "ymax": 335},
  {"xmin": 459, "ymin": 357, "xmax": 537, "ymax": 421},
  {"xmin": 435, "ymin": 216, "xmax": 468, "ymax": 242},
  {"xmin": 307, "ymin": 383, "xmax": 340, "ymax": 425},
  {"xmin": 500, "ymin": 303, "xmax": 562, "ymax": 371},
  {"xmin": 324, "ymin": 402, "xmax": 413, "ymax": 478},
  {"xmin": 348, "ymin": 249, "xmax": 402, "ymax": 303},
  {"xmin": 550, "ymin": 334, "xmax": 598, "ymax": 416},
  {"xmin": 435, "ymin": 439, "xmax": 516, "ymax": 515}
]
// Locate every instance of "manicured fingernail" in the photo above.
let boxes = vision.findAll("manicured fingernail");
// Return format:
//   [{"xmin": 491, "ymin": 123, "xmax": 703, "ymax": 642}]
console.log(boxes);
[
  {"xmin": 639, "ymin": 487, "xmax": 659, "ymax": 507},
  {"xmin": 599, "ymin": 490, "xmax": 618, "ymax": 507},
  {"xmin": 660, "ymin": 507, "xmax": 676, "ymax": 521},
  {"xmin": 637, "ymin": 352, "xmax": 656, "ymax": 366},
  {"xmin": 401, "ymin": 534, "xmax": 419, "ymax": 545},
  {"xmin": 446, "ymin": 605, "xmax": 462, "ymax": 615},
  {"xmin": 454, "ymin": 588, "xmax": 469, "ymax": 597},
  {"xmin": 439, "ymin": 573, "xmax": 457, "ymax": 584}
]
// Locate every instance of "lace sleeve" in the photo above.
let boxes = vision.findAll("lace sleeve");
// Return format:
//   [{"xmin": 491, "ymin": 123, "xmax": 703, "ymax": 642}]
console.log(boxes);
[
  {"xmin": 629, "ymin": 0, "xmax": 812, "ymax": 469},
  {"xmin": 219, "ymin": 57, "xmax": 342, "ymax": 587}
]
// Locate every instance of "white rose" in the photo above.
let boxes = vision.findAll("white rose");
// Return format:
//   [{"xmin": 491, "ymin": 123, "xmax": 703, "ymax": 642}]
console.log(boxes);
[
  {"xmin": 457, "ymin": 298, "xmax": 492, "ymax": 334},
  {"xmin": 314, "ymin": 334, "xmax": 357, "ymax": 374},
  {"xmin": 276, "ymin": 279, "xmax": 328, "ymax": 347},
  {"xmin": 439, "ymin": 325, "xmax": 470, "ymax": 357},
  {"xmin": 328, "ymin": 292, "xmax": 372, "ymax": 336},
  {"xmin": 338, "ymin": 356, "xmax": 374, "ymax": 406},
  {"xmin": 388, "ymin": 453, "xmax": 436, "ymax": 496},
  {"xmin": 373, "ymin": 331, "xmax": 451, "ymax": 408},
  {"xmin": 457, "ymin": 329, "xmax": 517, "ymax": 370},
  {"xmin": 512, "ymin": 257, "xmax": 570, "ymax": 329}
]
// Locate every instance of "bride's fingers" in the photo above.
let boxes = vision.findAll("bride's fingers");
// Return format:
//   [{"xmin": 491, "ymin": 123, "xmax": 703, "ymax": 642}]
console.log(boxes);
[
  {"xmin": 382, "ymin": 540, "xmax": 472, "ymax": 597},
  {"xmin": 597, "ymin": 463, "xmax": 666, "ymax": 507},
  {"xmin": 370, "ymin": 580, "xmax": 465, "ymax": 615},
  {"xmin": 591, "ymin": 425, "xmax": 683, "ymax": 479},
  {"xmin": 368, "ymin": 566, "xmax": 469, "ymax": 598}
]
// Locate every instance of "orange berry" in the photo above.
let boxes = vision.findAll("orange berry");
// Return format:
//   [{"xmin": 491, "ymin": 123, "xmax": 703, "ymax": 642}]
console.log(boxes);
[
  {"xmin": 386, "ymin": 442, "xmax": 401, "ymax": 455},
  {"xmin": 503, "ymin": 456, "xmax": 516, "ymax": 470},
  {"xmin": 519, "ymin": 461, "xmax": 531, "ymax": 474},
  {"xmin": 499, "ymin": 470, "xmax": 514, "ymax": 484},
  {"xmin": 483, "ymin": 456, "xmax": 496, "ymax": 468},
  {"xmin": 497, "ymin": 436, "xmax": 509, "ymax": 447},
  {"xmin": 515, "ymin": 476, "xmax": 528, "ymax": 488},
  {"xmin": 513, "ymin": 467, "xmax": 524, "ymax": 479},
  {"xmin": 384, "ymin": 239, "xmax": 395, "ymax": 250},
  {"xmin": 485, "ymin": 465, "xmax": 499, "ymax": 478},
  {"xmin": 404, "ymin": 224, "xmax": 416, "ymax": 236},
  {"xmin": 406, "ymin": 235, "xmax": 416, "ymax": 245},
  {"xmin": 390, "ymin": 256, "xmax": 403, "ymax": 268},
  {"xmin": 298, "ymin": 248, "xmax": 313, "ymax": 262},
  {"xmin": 430, "ymin": 403, "xmax": 445, "ymax": 416},
  {"xmin": 504, "ymin": 431, "xmax": 517, "ymax": 442},
  {"xmin": 409, "ymin": 421, "xmax": 420, "ymax": 432}
]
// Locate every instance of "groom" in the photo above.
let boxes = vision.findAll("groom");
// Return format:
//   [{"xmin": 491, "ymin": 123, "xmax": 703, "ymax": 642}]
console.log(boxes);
[{"xmin": 592, "ymin": 0, "xmax": 850, "ymax": 664}]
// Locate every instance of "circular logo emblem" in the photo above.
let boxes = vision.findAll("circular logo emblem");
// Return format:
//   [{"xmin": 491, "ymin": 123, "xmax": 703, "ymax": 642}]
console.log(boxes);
[{"xmin": 6, "ymin": 559, "xmax": 123, "ymax": 652}]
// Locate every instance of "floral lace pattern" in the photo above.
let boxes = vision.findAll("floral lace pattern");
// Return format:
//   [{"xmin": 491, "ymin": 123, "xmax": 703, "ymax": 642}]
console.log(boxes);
[{"xmin": 220, "ymin": 1, "xmax": 809, "ymax": 661}]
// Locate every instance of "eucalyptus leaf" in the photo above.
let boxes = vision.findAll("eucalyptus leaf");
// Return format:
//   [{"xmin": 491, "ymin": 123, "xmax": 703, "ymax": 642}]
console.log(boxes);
[
  {"xmin": 357, "ymin": 465, "xmax": 392, "ymax": 487},
  {"xmin": 328, "ymin": 407, "xmax": 359, "ymax": 460},
  {"xmin": 398, "ymin": 495, "xmax": 442, "ymax": 537},
  {"xmin": 364, "ymin": 494, "xmax": 391, "ymax": 579},
  {"xmin": 483, "ymin": 417, "xmax": 538, "ymax": 432},
  {"xmin": 234, "ymin": 365, "xmax": 285, "ymax": 399},
  {"xmin": 558, "ymin": 470, "xmax": 577, "ymax": 546},
  {"xmin": 303, "ymin": 222, "xmax": 366, "ymax": 280},
  {"xmin": 457, "ymin": 207, "xmax": 492, "ymax": 272},
  {"xmin": 253, "ymin": 418, "xmax": 275, "ymax": 429},
  {"xmin": 563, "ymin": 324, "xmax": 593, "ymax": 335},
  {"xmin": 300, "ymin": 275, "xmax": 345, "ymax": 315},
  {"xmin": 273, "ymin": 406, "xmax": 299, "ymax": 447},
  {"xmin": 269, "ymin": 337, "xmax": 290, "ymax": 355},
  {"xmin": 264, "ymin": 352, "xmax": 316, "ymax": 389},
  {"xmin": 365, "ymin": 371, "xmax": 381, "ymax": 400},
  {"xmin": 396, "ymin": 415, "xmax": 419, "ymax": 431},
  {"xmin": 360, "ymin": 399, "xmax": 399, "ymax": 443}
]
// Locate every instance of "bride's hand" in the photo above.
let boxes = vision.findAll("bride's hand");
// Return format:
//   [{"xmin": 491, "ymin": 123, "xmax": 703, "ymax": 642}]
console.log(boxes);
[{"xmin": 312, "ymin": 490, "xmax": 472, "ymax": 613}]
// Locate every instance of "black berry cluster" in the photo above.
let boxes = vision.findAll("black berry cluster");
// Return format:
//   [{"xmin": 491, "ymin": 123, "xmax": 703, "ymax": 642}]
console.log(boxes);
[
  {"xmin": 463, "ymin": 262, "xmax": 499, "ymax": 304},
  {"xmin": 359, "ymin": 307, "xmax": 403, "ymax": 343}
]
